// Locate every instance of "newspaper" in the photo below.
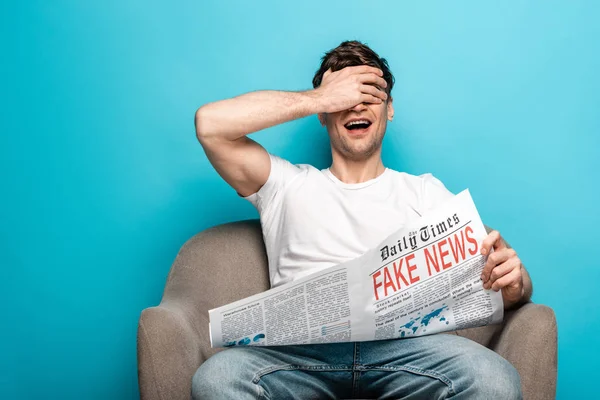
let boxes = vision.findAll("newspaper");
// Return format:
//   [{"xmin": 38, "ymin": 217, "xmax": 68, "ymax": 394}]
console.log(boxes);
[{"xmin": 208, "ymin": 189, "xmax": 503, "ymax": 347}]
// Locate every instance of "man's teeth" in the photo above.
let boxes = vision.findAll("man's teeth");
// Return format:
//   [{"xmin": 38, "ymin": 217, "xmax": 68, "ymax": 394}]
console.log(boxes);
[{"xmin": 347, "ymin": 120, "xmax": 370, "ymax": 126}]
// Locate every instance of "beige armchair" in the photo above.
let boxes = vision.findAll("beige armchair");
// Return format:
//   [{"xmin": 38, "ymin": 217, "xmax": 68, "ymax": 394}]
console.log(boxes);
[{"xmin": 137, "ymin": 220, "xmax": 557, "ymax": 399}]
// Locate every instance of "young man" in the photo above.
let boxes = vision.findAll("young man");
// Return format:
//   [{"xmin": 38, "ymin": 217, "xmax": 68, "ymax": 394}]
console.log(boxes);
[{"xmin": 192, "ymin": 41, "xmax": 531, "ymax": 399}]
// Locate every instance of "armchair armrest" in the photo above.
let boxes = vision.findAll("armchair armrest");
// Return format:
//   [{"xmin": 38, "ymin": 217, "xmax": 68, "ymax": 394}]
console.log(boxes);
[
  {"xmin": 137, "ymin": 304, "xmax": 202, "ymax": 400},
  {"xmin": 490, "ymin": 303, "xmax": 558, "ymax": 400}
]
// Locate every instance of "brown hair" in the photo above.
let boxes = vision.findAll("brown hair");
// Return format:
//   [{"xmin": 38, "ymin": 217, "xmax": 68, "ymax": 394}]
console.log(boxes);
[{"xmin": 312, "ymin": 40, "xmax": 395, "ymax": 96}]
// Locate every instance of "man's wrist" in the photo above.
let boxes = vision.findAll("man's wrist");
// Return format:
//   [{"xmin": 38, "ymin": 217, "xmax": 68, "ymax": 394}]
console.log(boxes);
[
  {"xmin": 301, "ymin": 88, "xmax": 325, "ymax": 115},
  {"xmin": 503, "ymin": 291, "xmax": 527, "ymax": 310}
]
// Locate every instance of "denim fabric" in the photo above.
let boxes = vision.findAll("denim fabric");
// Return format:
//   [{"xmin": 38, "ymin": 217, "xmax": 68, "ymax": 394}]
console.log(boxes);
[{"xmin": 191, "ymin": 334, "xmax": 521, "ymax": 399}]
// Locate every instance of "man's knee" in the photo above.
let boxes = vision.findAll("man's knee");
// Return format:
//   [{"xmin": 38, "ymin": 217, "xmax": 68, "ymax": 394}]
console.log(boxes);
[
  {"xmin": 462, "ymin": 353, "xmax": 522, "ymax": 399},
  {"xmin": 191, "ymin": 348, "xmax": 262, "ymax": 400}
]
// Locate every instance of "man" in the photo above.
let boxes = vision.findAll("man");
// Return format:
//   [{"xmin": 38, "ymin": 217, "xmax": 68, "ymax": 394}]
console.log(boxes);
[{"xmin": 192, "ymin": 41, "xmax": 531, "ymax": 399}]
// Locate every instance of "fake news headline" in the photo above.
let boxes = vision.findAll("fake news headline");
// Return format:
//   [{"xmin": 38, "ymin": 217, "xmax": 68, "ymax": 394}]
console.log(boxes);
[{"xmin": 371, "ymin": 213, "xmax": 478, "ymax": 301}]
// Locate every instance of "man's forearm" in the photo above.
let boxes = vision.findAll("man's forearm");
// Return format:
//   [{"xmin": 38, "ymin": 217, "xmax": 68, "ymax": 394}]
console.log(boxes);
[{"xmin": 195, "ymin": 90, "xmax": 321, "ymax": 141}]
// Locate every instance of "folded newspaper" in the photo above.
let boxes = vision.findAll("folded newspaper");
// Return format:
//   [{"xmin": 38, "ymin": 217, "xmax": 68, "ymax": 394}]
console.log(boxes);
[{"xmin": 209, "ymin": 189, "xmax": 503, "ymax": 347}]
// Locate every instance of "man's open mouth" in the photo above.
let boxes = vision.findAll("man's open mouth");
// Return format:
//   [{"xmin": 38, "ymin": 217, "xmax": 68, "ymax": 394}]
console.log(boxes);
[{"xmin": 344, "ymin": 119, "xmax": 372, "ymax": 131}]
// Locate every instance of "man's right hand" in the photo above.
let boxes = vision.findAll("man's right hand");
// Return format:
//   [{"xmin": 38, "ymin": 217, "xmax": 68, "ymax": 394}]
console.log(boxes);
[{"xmin": 311, "ymin": 66, "xmax": 389, "ymax": 114}]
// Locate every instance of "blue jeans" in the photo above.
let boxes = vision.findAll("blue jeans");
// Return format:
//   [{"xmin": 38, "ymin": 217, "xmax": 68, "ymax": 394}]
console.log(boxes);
[{"xmin": 192, "ymin": 333, "xmax": 521, "ymax": 399}]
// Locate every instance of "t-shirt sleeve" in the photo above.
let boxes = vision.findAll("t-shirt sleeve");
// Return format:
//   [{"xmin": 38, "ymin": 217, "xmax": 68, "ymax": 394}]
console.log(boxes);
[
  {"xmin": 419, "ymin": 173, "xmax": 456, "ymax": 214},
  {"xmin": 243, "ymin": 153, "xmax": 302, "ymax": 216}
]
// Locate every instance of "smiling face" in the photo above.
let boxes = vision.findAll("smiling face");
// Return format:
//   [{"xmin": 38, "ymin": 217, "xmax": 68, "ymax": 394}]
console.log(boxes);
[
  {"xmin": 319, "ymin": 99, "xmax": 394, "ymax": 162},
  {"xmin": 312, "ymin": 41, "xmax": 396, "ymax": 163}
]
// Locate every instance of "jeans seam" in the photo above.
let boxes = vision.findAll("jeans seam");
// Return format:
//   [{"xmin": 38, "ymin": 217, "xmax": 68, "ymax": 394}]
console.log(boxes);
[
  {"xmin": 251, "ymin": 364, "xmax": 354, "ymax": 384},
  {"xmin": 360, "ymin": 365, "xmax": 455, "ymax": 395},
  {"xmin": 352, "ymin": 342, "xmax": 361, "ymax": 397}
]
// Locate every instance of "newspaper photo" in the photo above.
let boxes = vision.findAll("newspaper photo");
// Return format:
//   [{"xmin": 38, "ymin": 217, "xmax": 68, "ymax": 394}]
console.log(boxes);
[{"xmin": 208, "ymin": 189, "xmax": 503, "ymax": 347}]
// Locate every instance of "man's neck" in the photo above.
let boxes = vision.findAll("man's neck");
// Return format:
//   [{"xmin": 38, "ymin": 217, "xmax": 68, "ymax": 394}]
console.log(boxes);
[{"xmin": 329, "ymin": 154, "xmax": 386, "ymax": 184}]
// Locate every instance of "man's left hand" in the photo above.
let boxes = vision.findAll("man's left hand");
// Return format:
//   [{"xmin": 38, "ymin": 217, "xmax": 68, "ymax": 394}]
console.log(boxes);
[{"xmin": 480, "ymin": 230, "xmax": 525, "ymax": 307}]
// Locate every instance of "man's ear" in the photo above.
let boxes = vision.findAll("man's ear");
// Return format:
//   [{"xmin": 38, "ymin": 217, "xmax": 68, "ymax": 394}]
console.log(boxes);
[
  {"xmin": 387, "ymin": 97, "xmax": 394, "ymax": 121},
  {"xmin": 318, "ymin": 113, "xmax": 327, "ymax": 126}
]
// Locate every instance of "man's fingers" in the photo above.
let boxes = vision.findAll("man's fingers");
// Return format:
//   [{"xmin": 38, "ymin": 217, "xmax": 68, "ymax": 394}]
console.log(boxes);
[
  {"xmin": 348, "ymin": 65, "xmax": 383, "ymax": 76},
  {"xmin": 480, "ymin": 230, "xmax": 506, "ymax": 256},
  {"xmin": 358, "ymin": 73, "xmax": 388, "ymax": 89},
  {"xmin": 360, "ymin": 94, "xmax": 383, "ymax": 104},
  {"xmin": 482, "ymin": 257, "xmax": 519, "ymax": 289},
  {"xmin": 490, "ymin": 266, "xmax": 522, "ymax": 292},
  {"xmin": 360, "ymin": 84, "xmax": 388, "ymax": 101},
  {"xmin": 480, "ymin": 248, "xmax": 517, "ymax": 282}
]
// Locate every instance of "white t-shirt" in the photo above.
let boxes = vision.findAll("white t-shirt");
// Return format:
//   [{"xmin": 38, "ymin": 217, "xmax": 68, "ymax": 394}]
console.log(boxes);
[{"xmin": 244, "ymin": 154, "xmax": 455, "ymax": 288}]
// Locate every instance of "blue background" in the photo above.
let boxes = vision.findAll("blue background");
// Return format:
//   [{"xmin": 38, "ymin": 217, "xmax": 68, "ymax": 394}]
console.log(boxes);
[{"xmin": 2, "ymin": 1, "xmax": 598, "ymax": 398}]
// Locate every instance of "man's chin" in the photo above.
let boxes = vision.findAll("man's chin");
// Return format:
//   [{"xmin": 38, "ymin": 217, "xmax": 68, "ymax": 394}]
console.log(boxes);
[{"xmin": 339, "ymin": 143, "xmax": 381, "ymax": 161}]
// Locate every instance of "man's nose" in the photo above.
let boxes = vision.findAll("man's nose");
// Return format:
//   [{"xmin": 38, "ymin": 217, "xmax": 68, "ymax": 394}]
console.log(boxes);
[{"xmin": 348, "ymin": 102, "xmax": 368, "ymax": 112}]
